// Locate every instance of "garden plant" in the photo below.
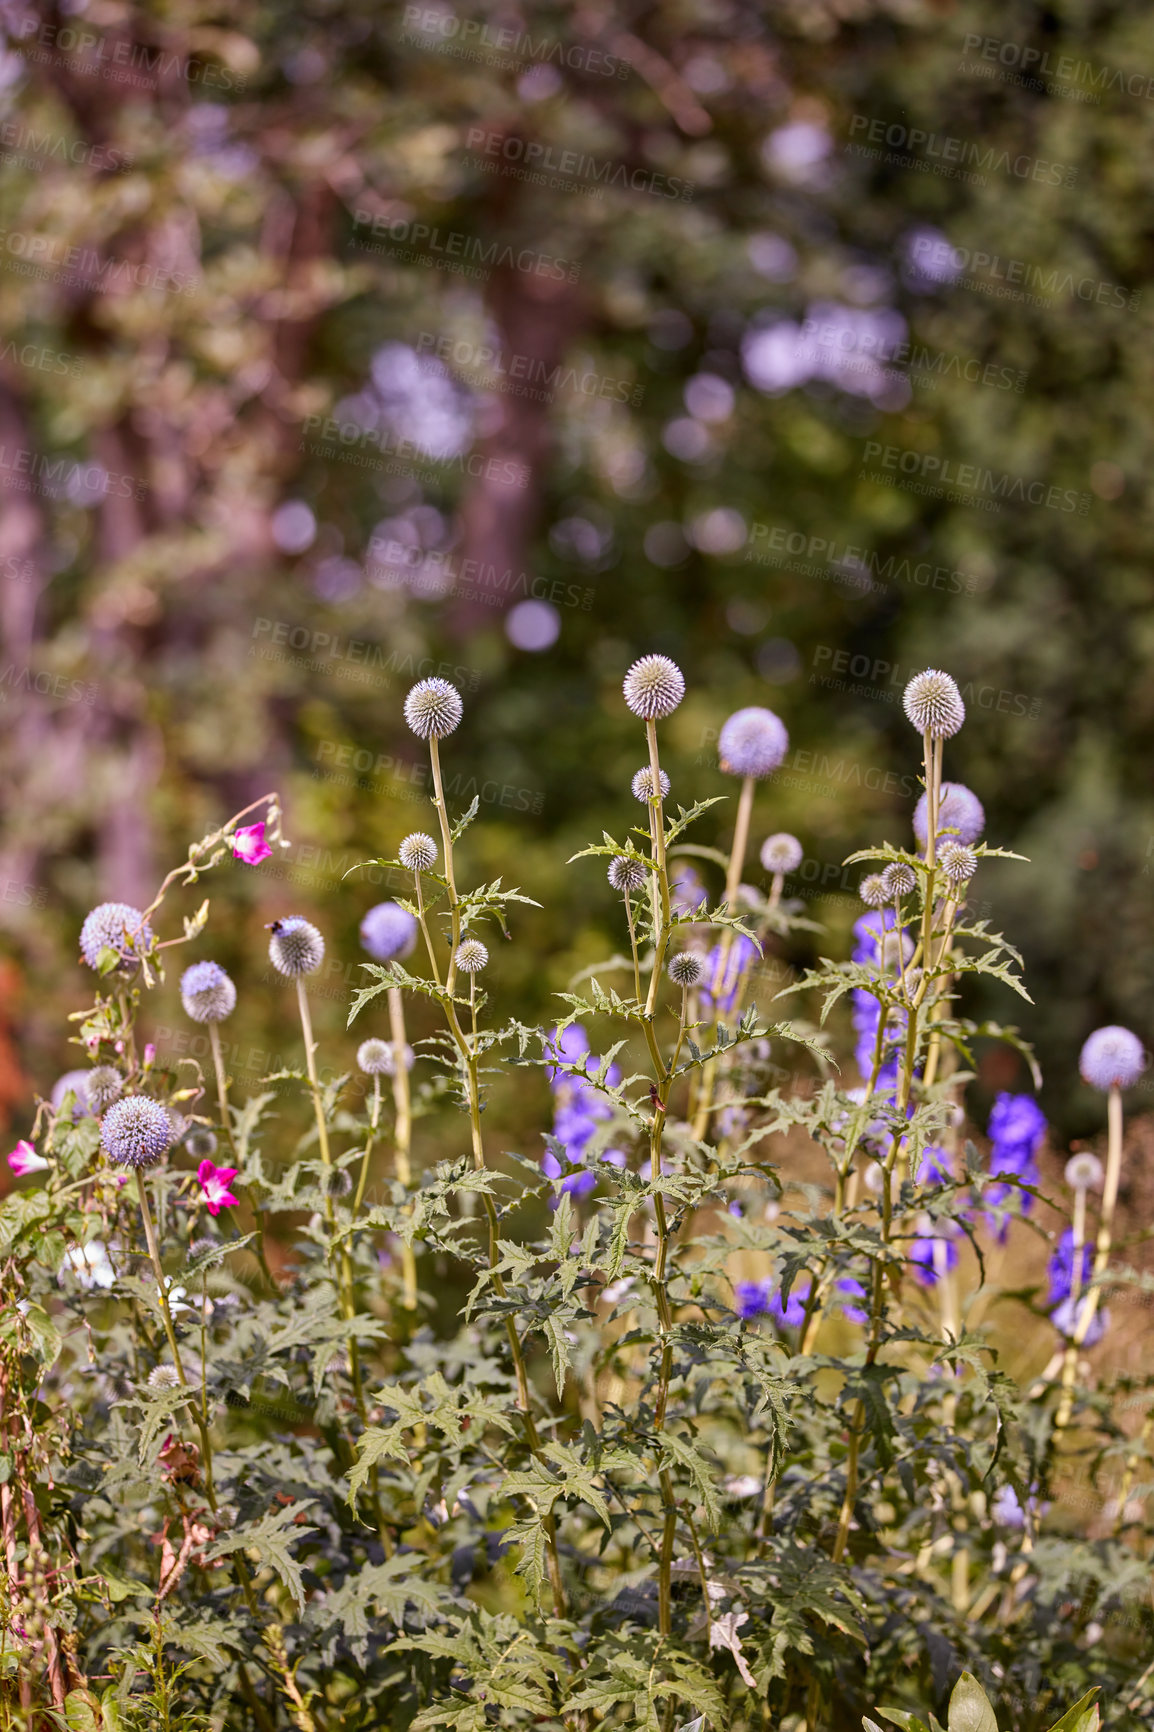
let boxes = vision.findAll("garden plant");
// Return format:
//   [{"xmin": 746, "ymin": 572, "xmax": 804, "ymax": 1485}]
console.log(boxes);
[{"xmin": 1, "ymin": 660, "xmax": 1151, "ymax": 1731}]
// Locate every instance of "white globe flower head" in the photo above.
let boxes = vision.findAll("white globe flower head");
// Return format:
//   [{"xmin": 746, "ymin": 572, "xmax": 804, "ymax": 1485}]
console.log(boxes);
[
  {"xmin": 903, "ymin": 668, "xmax": 965, "ymax": 739},
  {"xmin": 622, "ymin": 654, "xmax": 685, "ymax": 720},
  {"xmin": 1079, "ymin": 1025, "xmax": 1145, "ymax": 1092},
  {"xmin": 760, "ymin": 832, "xmax": 802, "ymax": 875},
  {"xmin": 404, "ymin": 677, "xmax": 463, "ymax": 740},
  {"xmin": 1065, "ymin": 1152, "xmax": 1104, "ymax": 1192},
  {"xmin": 399, "ymin": 832, "xmax": 438, "ymax": 872},
  {"xmin": 454, "ymin": 938, "xmax": 489, "ymax": 974},
  {"xmin": 631, "ymin": 765, "xmax": 671, "ymax": 803},
  {"xmin": 668, "ymin": 951, "xmax": 704, "ymax": 987}
]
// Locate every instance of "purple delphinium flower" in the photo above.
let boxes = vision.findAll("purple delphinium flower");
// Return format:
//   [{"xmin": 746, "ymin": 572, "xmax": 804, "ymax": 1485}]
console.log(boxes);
[
  {"xmin": 983, "ymin": 1093, "xmax": 1047, "ymax": 1239},
  {"xmin": 735, "ymin": 1276, "xmax": 810, "ymax": 1326},
  {"xmin": 541, "ymin": 1024, "xmax": 622, "ymax": 1196},
  {"xmin": 1047, "ymin": 1228, "xmax": 1092, "ymax": 1308},
  {"xmin": 917, "ymin": 1144, "xmax": 953, "ymax": 1186},
  {"xmin": 851, "ymin": 910, "xmax": 908, "ymax": 1082},
  {"xmin": 910, "ymin": 1228, "xmax": 959, "ymax": 1286},
  {"xmin": 835, "ymin": 1277, "xmax": 869, "ymax": 1324},
  {"xmin": 699, "ymin": 933, "xmax": 759, "ymax": 1016}
]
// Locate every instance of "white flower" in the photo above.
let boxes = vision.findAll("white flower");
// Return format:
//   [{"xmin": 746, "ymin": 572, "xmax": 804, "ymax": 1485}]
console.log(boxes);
[{"xmin": 62, "ymin": 1241, "xmax": 116, "ymax": 1290}]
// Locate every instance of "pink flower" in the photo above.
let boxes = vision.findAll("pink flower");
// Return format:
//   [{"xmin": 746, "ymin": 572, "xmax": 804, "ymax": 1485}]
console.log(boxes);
[
  {"xmin": 197, "ymin": 1159, "xmax": 239, "ymax": 1216},
  {"xmin": 230, "ymin": 821, "xmax": 272, "ymax": 865},
  {"xmin": 8, "ymin": 1139, "xmax": 48, "ymax": 1177}
]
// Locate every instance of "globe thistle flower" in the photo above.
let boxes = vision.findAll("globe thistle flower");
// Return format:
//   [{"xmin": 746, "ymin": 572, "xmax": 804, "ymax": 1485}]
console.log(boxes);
[
  {"xmin": 1066, "ymin": 1152, "xmax": 1104, "ymax": 1191},
  {"xmin": 51, "ymin": 1070, "xmax": 94, "ymax": 1118},
  {"xmin": 403, "ymin": 677, "xmax": 463, "ymax": 740},
  {"xmin": 454, "ymin": 938, "xmax": 488, "ymax": 974},
  {"xmin": 668, "ymin": 952, "xmax": 704, "ymax": 988},
  {"xmin": 185, "ymin": 1128, "xmax": 218, "ymax": 1161},
  {"xmin": 147, "ymin": 1365, "xmax": 181, "ymax": 1391},
  {"xmin": 718, "ymin": 706, "xmax": 789, "ymax": 778},
  {"xmin": 631, "ymin": 765, "xmax": 671, "ymax": 803},
  {"xmin": 903, "ymin": 669, "xmax": 966, "ymax": 738},
  {"xmin": 356, "ymin": 1037, "xmax": 413, "ymax": 1076},
  {"xmin": 79, "ymin": 902, "xmax": 153, "ymax": 972},
  {"xmin": 860, "ymin": 874, "xmax": 888, "ymax": 909},
  {"xmin": 760, "ymin": 833, "xmax": 802, "ymax": 875},
  {"xmin": 622, "ymin": 654, "xmax": 685, "ymax": 720},
  {"xmin": 325, "ymin": 1167, "xmax": 353, "ymax": 1200},
  {"xmin": 101, "ymin": 1097, "xmax": 174, "ymax": 1170},
  {"xmin": 1079, "ymin": 1025, "xmax": 1145, "ymax": 1091},
  {"xmin": 939, "ymin": 842, "xmax": 977, "ymax": 885},
  {"xmin": 608, "ymin": 856, "xmax": 647, "ymax": 893},
  {"xmin": 85, "ymin": 1066, "xmax": 124, "ymax": 1114},
  {"xmin": 914, "ymin": 782, "xmax": 985, "ymax": 848},
  {"xmin": 881, "ymin": 862, "xmax": 916, "ymax": 898},
  {"xmin": 360, "ymin": 902, "xmax": 418, "ymax": 963},
  {"xmin": 399, "ymin": 832, "xmax": 438, "ymax": 872},
  {"xmin": 268, "ymin": 917, "xmax": 325, "ymax": 978},
  {"xmin": 880, "ymin": 930, "xmax": 914, "ymax": 972},
  {"xmin": 180, "ymin": 961, "xmax": 237, "ymax": 1024}
]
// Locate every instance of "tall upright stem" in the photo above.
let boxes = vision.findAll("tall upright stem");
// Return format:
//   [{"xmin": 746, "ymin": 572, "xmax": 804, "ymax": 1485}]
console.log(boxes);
[
  {"xmin": 1058, "ymin": 1086, "xmax": 1123, "ymax": 1423},
  {"xmin": 211, "ymin": 1023, "xmax": 276, "ymax": 1292},
  {"xmin": 690, "ymin": 773, "xmax": 754, "ymax": 1138},
  {"xmin": 385, "ymin": 989, "xmax": 418, "ymax": 1311}
]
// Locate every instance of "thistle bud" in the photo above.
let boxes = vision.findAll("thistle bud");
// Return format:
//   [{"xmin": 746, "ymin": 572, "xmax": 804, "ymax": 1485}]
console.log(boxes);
[
  {"xmin": 939, "ymin": 842, "xmax": 977, "ymax": 885},
  {"xmin": 180, "ymin": 961, "xmax": 237, "ymax": 1024},
  {"xmin": 759, "ymin": 833, "xmax": 802, "ymax": 875},
  {"xmin": 622, "ymin": 654, "xmax": 685, "ymax": 720},
  {"xmin": 268, "ymin": 917, "xmax": 325, "ymax": 978},
  {"xmin": 454, "ymin": 938, "xmax": 489, "ymax": 974},
  {"xmin": 860, "ymin": 874, "xmax": 889, "ymax": 909},
  {"xmin": 668, "ymin": 952, "xmax": 704, "ymax": 987},
  {"xmin": 608, "ymin": 856, "xmax": 647, "ymax": 893},
  {"xmin": 903, "ymin": 669, "xmax": 965, "ymax": 738},
  {"xmin": 403, "ymin": 677, "xmax": 463, "ymax": 740},
  {"xmin": 101, "ymin": 1097, "xmax": 174, "ymax": 1171},
  {"xmin": 881, "ymin": 862, "xmax": 916, "ymax": 898},
  {"xmin": 631, "ymin": 765, "xmax": 671, "ymax": 803},
  {"xmin": 399, "ymin": 832, "xmax": 438, "ymax": 872}
]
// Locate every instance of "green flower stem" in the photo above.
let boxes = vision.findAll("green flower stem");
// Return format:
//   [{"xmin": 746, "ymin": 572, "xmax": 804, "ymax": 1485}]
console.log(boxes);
[
  {"xmin": 623, "ymin": 888, "xmax": 642, "ymax": 1003},
  {"xmin": 135, "ymin": 1170, "xmax": 275, "ymax": 1705},
  {"xmin": 210, "ymin": 1022, "xmax": 277, "ymax": 1294},
  {"xmin": 387, "ymin": 987, "xmax": 418, "ymax": 1311},
  {"xmin": 1058, "ymin": 1083, "xmax": 1123, "ymax": 1424},
  {"xmin": 423, "ymin": 734, "xmax": 566, "ymax": 1619},
  {"xmin": 690, "ymin": 771, "xmax": 755, "ymax": 1138},
  {"xmin": 352, "ymin": 1074, "xmax": 380, "ymax": 1218}
]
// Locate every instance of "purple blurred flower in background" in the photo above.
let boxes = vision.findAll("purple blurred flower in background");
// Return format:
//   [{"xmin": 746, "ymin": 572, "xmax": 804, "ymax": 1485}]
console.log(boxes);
[
  {"xmin": 851, "ymin": 909, "xmax": 907, "ymax": 1083},
  {"xmin": 699, "ymin": 933, "xmax": 759, "ymax": 1016},
  {"xmin": 983, "ymin": 1093, "xmax": 1046, "ymax": 1238},
  {"xmin": 735, "ymin": 1276, "xmax": 810, "ymax": 1326},
  {"xmin": 1047, "ymin": 1227, "xmax": 1107, "ymax": 1346},
  {"xmin": 542, "ymin": 1024, "xmax": 623, "ymax": 1197},
  {"xmin": 835, "ymin": 1277, "xmax": 869, "ymax": 1324},
  {"xmin": 910, "ymin": 1225, "xmax": 959, "ymax": 1286}
]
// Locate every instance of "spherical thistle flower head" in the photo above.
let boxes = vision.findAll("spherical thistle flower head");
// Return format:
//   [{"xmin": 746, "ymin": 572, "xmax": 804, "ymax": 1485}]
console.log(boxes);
[
  {"xmin": 360, "ymin": 902, "xmax": 418, "ymax": 963},
  {"xmin": 1079, "ymin": 1025, "xmax": 1146, "ymax": 1091},
  {"xmin": 79, "ymin": 902, "xmax": 154, "ymax": 972},
  {"xmin": 357, "ymin": 1037, "xmax": 416, "ymax": 1077},
  {"xmin": 608, "ymin": 856, "xmax": 647, "ymax": 893},
  {"xmin": 147, "ymin": 1364, "xmax": 181, "ymax": 1391},
  {"xmin": 903, "ymin": 668, "xmax": 966, "ymax": 739},
  {"xmin": 880, "ymin": 930, "xmax": 915, "ymax": 972},
  {"xmin": 185, "ymin": 1128, "xmax": 218, "ymax": 1161},
  {"xmin": 668, "ymin": 951, "xmax": 704, "ymax": 988},
  {"xmin": 180, "ymin": 960, "xmax": 237, "ymax": 1025},
  {"xmin": 101, "ymin": 1096, "xmax": 174, "ymax": 1171},
  {"xmin": 631, "ymin": 765, "xmax": 671, "ymax": 803},
  {"xmin": 85, "ymin": 1066, "xmax": 123, "ymax": 1115},
  {"xmin": 622, "ymin": 654, "xmax": 685, "ymax": 721},
  {"xmin": 881, "ymin": 862, "xmax": 917, "ymax": 898},
  {"xmin": 914, "ymin": 782, "xmax": 985, "ymax": 849},
  {"xmin": 718, "ymin": 706, "xmax": 789, "ymax": 779},
  {"xmin": 454, "ymin": 938, "xmax": 489, "ymax": 974},
  {"xmin": 398, "ymin": 832, "xmax": 438, "ymax": 873},
  {"xmin": 268, "ymin": 916, "xmax": 325, "ymax": 978},
  {"xmin": 860, "ymin": 874, "xmax": 889, "ymax": 909},
  {"xmin": 403, "ymin": 676, "xmax": 463, "ymax": 740},
  {"xmin": 1065, "ymin": 1151, "xmax": 1104, "ymax": 1191},
  {"xmin": 760, "ymin": 832, "xmax": 802, "ymax": 875},
  {"xmin": 939, "ymin": 842, "xmax": 978, "ymax": 885}
]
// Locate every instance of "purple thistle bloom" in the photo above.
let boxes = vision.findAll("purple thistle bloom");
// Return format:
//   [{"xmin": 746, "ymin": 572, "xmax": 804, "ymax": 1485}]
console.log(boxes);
[
  {"xmin": 699, "ymin": 934, "xmax": 759, "ymax": 1015},
  {"xmin": 1050, "ymin": 1293, "xmax": 1107, "ymax": 1347},
  {"xmin": 735, "ymin": 1279, "xmax": 773, "ymax": 1320},
  {"xmin": 1047, "ymin": 1228, "xmax": 1092, "ymax": 1309},
  {"xmin": 917, "ymin": 1144, "xmax": 953, "ymax": 1186},
  {"xmin": 736, "ymin": 1276, "xmax": 809, "ymax": 1326}
]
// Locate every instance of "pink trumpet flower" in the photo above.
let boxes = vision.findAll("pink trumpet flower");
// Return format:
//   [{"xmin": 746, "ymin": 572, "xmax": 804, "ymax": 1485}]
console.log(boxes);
[
  {"xmin": 230, "ymin": 821, "xmax": 273, "ymax": 865},
  {"xmin": 197, "ymin": 1160, "xmax": 239, "ymax": 1216}
]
